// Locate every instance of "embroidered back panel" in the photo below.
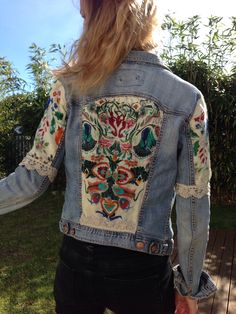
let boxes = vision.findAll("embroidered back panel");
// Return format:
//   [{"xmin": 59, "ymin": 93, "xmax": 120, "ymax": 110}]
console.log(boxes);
[{"xmin": 79, "ymin": 96, "xmax": 163, "ymax": 233}]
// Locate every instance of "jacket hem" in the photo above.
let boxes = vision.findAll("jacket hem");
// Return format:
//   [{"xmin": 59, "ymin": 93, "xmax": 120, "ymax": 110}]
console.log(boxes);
[{"xmin": 59, "ymin": 218, "xmax": 174, "ymax": 256}]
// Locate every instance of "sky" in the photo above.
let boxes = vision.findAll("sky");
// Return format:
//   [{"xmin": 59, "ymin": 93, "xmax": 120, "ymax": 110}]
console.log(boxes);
[{"xmin": 0, "ymin": 0, "xmax": 235, "ymax": 86}]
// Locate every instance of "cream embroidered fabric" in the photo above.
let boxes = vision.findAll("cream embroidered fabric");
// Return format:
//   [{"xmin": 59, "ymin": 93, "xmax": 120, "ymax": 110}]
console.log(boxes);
[
  {"xmin": 79, "ymin": 214, "xmax": 137, "ymax": 233},
  {"xmin": 19, "ymin": 80, "xmax": 67, "ymax": 182},
  {"xmin": 20, "ymin": 154, "xmax": 58, "ymax": 182},
  {"xmin": 175, "ymin": 182, "xmax": 210, "ymax": 199},
  {"xmin": 79, "ymin": 96, "xmax": 163, "ymax": 233},
  {"xmin": 176, "ymin": 96, "xmax": 211, "ymax": 199}
]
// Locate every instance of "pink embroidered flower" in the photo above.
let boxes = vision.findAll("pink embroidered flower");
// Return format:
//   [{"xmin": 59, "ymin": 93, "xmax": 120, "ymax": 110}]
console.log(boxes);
[
  {"xmin": 98, "ymin": 138, "xmax": 112, "ymax": 147},
  {"xmin": 126, "ymin": 119, "xmax": 135, "ymax": 128},
  {"xmin": 198, "ymin": 137, "xmax": 208, "ymax": 164},
  {"xmin": 194, "ymin": 111, "xmax": 204, "ymax": 123},
  {"xmin": 99, "ymin": 114, "xmax": 107, "ymax": 124},
  {"xmin": 194, "ymin": 111, "xmax": 205, "ymax": 134},
  {"xmin": 121, "ymin": 143, "xmax": 132, "ymax": 151},
  {"xmin": 155, "ymin": 125, "xmax": 160, "ymax": 137},
  {"xmin": 36, "ymin": 141, "xmax": 44, "ymax": 150},
  {"xmin": 53, "ymin": 90, "xmax": 61, "ymax": 104}
]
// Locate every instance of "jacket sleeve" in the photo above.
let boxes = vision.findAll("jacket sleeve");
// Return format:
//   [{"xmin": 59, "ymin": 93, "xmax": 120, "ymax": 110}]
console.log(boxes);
[
  {"xmin": 173, "ymin": 94, "xmax": 217, "ymax": 299},
  {"xmin": 0, "ymin": 80, "xmax": 68, "ymax": 215}
]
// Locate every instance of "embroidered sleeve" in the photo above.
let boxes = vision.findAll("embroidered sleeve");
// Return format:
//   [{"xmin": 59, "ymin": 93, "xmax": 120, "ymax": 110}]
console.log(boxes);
[
  {"xmin": 19, "ymin": 80, "xmax": 67, "ymax": 182},
  {"xmin": 176, "ymin": 96, "xmax": 211, "ymax": 198}
]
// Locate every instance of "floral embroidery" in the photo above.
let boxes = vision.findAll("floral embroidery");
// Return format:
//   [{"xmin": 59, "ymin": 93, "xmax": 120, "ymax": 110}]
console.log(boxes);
[
  {"xmin": 19, "ymin": 80, "xmax": 67, "ymax": 182},
  {"xmin": 79, "ymin": 96, "xmax": 163, "ymax": 233},
  {"xmin": 176, "ymin": 96, "xmax": 211, "ymax": 198}
]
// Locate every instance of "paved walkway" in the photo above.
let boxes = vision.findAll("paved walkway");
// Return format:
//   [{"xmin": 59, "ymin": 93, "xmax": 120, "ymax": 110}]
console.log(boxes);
[{"xmin": 172, "ymin": 229, "xmax": 236, "ymax": 314}]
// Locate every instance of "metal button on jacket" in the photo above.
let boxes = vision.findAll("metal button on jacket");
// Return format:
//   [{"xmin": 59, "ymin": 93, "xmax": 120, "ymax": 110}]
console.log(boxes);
[
  {"xmin": 149, "ymin": 242, "xmax": 158, "ymax": 254},
  {"xmin": 136, "ymin": 241, "xmax": 145, "ymax": 250}
]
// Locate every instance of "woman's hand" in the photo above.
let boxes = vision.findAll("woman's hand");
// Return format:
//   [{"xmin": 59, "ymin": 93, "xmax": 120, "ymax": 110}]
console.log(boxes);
[{"xmin": 175, "ymin": 291, "xmax": 198, "ymax": 314}]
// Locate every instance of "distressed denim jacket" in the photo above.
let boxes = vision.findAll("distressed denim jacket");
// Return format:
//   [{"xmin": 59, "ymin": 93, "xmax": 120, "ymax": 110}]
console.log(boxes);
[{"xmin": 0, "ymin": 50, "xmax": 217, "ymax": 299}]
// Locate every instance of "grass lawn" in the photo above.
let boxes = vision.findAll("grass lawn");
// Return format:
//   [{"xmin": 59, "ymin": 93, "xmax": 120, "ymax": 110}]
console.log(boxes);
[
  {"xmin": 0, "ymin": 191, "xmax": 63, "ymax": 314},
  {"xmin": 0, "ymin": 191, "xmax": 235, "ymax": 313}
]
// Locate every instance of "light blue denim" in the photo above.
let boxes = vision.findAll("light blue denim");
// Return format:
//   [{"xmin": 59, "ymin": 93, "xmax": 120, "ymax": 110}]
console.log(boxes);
[{"xmin": 0, "ymin": 50, "xmax": 217, "ymax": 299}]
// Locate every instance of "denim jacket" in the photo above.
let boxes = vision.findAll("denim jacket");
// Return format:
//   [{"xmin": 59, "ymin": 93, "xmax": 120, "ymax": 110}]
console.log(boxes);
[{"xmin": 0, "ymin": 50, "xmax": 217, "ymax": 299}]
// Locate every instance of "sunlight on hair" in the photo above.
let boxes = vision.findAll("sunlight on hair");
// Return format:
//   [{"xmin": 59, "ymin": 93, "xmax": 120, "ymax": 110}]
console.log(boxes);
[{"xmin": 55, "ymin": 0, "xmax": 160, "ymax": 95}]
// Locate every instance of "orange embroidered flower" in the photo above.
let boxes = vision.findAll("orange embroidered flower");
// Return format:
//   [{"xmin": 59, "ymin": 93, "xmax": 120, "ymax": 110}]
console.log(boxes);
[
  {"xmin": 53, "ymin": 90, "xmax": 61, "ymax": 104},
  {"xmin": 91, "ymin": 155, "xmax": 104, "ymax": 162},
  {"xmin": 124, "ymin": 160, "xmax": 138, "ymax": 167},
  {"xmin": 96, "ymin": 98, "xmax": 106, "ymax": 106},
  {"xmin": 55, "ymin": 127, "xmax": 64, "ymax": 145},
  {"xmin": 112, "ymin": 154, "xmax": 118, "ymax": 161},
  {"xmin": 132, "ymin": 102, "xmax": 141, "ymax": 111}
]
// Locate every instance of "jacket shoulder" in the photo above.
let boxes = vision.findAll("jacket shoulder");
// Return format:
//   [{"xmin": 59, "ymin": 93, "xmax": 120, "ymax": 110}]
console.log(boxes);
[{"xmin": 153, "ymin": 67, "xmax": 201, "ymax": 117}]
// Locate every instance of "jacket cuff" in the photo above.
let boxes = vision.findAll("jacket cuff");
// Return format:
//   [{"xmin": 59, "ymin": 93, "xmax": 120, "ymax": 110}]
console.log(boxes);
[{"xmin": 173, "ymin": 265, "xmax": 217, "ymax": 300}]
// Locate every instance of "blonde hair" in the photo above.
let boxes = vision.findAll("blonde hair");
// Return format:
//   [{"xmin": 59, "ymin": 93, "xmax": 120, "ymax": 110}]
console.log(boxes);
[{"xmin": 55, "ymin": 0, "xmax": 158, "ymax": 95}]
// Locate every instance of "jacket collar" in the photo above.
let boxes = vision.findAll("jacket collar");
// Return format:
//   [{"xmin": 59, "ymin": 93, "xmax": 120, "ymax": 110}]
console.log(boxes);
[{"xmin": 125, "ymin": 50, "xmax": 170, "ymax": 71}]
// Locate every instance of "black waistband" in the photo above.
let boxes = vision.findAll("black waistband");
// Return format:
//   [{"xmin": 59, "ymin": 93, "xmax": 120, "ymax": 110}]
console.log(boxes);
[{"xmin": 59, "ymin": 235, "xmax": 169, "ymax": 271}]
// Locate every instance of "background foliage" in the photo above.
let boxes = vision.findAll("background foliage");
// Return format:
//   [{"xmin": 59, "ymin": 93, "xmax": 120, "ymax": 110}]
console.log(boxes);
[{"xmin": 0, "ymin": 16, "xmax": 235, "ymax": 203}]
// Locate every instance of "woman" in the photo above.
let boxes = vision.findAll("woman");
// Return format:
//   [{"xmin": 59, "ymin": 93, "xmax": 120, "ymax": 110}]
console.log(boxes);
[{"xmin": 0, "ymin": 0, "xmax": 217, "ymax": 313}]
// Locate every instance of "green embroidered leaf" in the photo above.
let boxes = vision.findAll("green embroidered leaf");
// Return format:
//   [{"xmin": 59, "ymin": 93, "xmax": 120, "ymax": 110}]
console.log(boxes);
[
  {"xmin": 190, "ymin": 129, "xmax": 198, "ymax": 138},
  {"xmin": 193, "ymin": 141, "xmax": 200, "ymax": 156},
  {"xmin": 50, "ymin": 117, "xmax": 56, "ymax": 134},
  {"xmin": 146, "ymin": 129, "xmax": 156, "ymax": 147},
  {"xmin": 44, "ymin": 142, "xmax": 49, "ymax": 146},
  {"xmin": 55, "ymin": 111, "xmax": 63, "ymax": 120}
]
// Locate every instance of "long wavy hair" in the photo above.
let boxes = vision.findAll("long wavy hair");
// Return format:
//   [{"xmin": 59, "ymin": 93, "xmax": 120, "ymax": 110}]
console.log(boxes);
[{"xmin": 55, "ymin": 0, "xmax": 159, "ymax": 95}]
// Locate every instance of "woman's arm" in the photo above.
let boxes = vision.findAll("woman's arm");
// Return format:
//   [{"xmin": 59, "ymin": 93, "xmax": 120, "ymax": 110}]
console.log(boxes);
[
  {"xmin": 173, "ymin": 94, "xmax": 217, "ymax": 302},
  {"xmin": 0, "ymin": 80, "xmax": 68, "ymax": 215}
]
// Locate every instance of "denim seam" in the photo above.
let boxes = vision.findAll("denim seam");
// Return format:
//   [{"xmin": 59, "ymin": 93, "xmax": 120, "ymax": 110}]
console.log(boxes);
[
  {"xmin": 136, "ymin": 112, "xmax": 167, "ymax": 232},
  {"xmin": 83, "ymin": 93, "xmax": 189, "ymax": 118},
  {"xmin": 123, "ymin": 59, "xmax": 171, "ymax": 72},
  {"xmin": 78, "ymin": 98, "xmax": 83, "ymax": 220},
  {"xmin": 188, "ymin": 93, "xmax": 202, "ymax": 121},
  {"xmin": 59, "ymin": 218, "xmax": 174, "ymax": 245},
  {"xmin": 177, "ymin": 122, "xmax": 191, "ymax": 186},
  {"xmin": 164, "ymin": 206, "xmax": 173, "ymax": 239},
  {"xmin": 60, "ymin": 218, "xmax": 134, "ymax": 238},
  {"xmin": 64, "ymin": 98, "xmax": 81, "ymax": 211},
  {"xmin": 185, "ymin": 123, "xmax": 195, "ymax": 186},
  {"xmin": 187, "ymin": 196, "xmax": 197, "ymax": 287}
]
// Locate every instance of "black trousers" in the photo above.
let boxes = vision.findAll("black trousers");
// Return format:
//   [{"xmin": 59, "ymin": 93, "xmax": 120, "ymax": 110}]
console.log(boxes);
[{"xmin": 54, "ymin": 235, "xmax": 175, "ymax": 314}]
